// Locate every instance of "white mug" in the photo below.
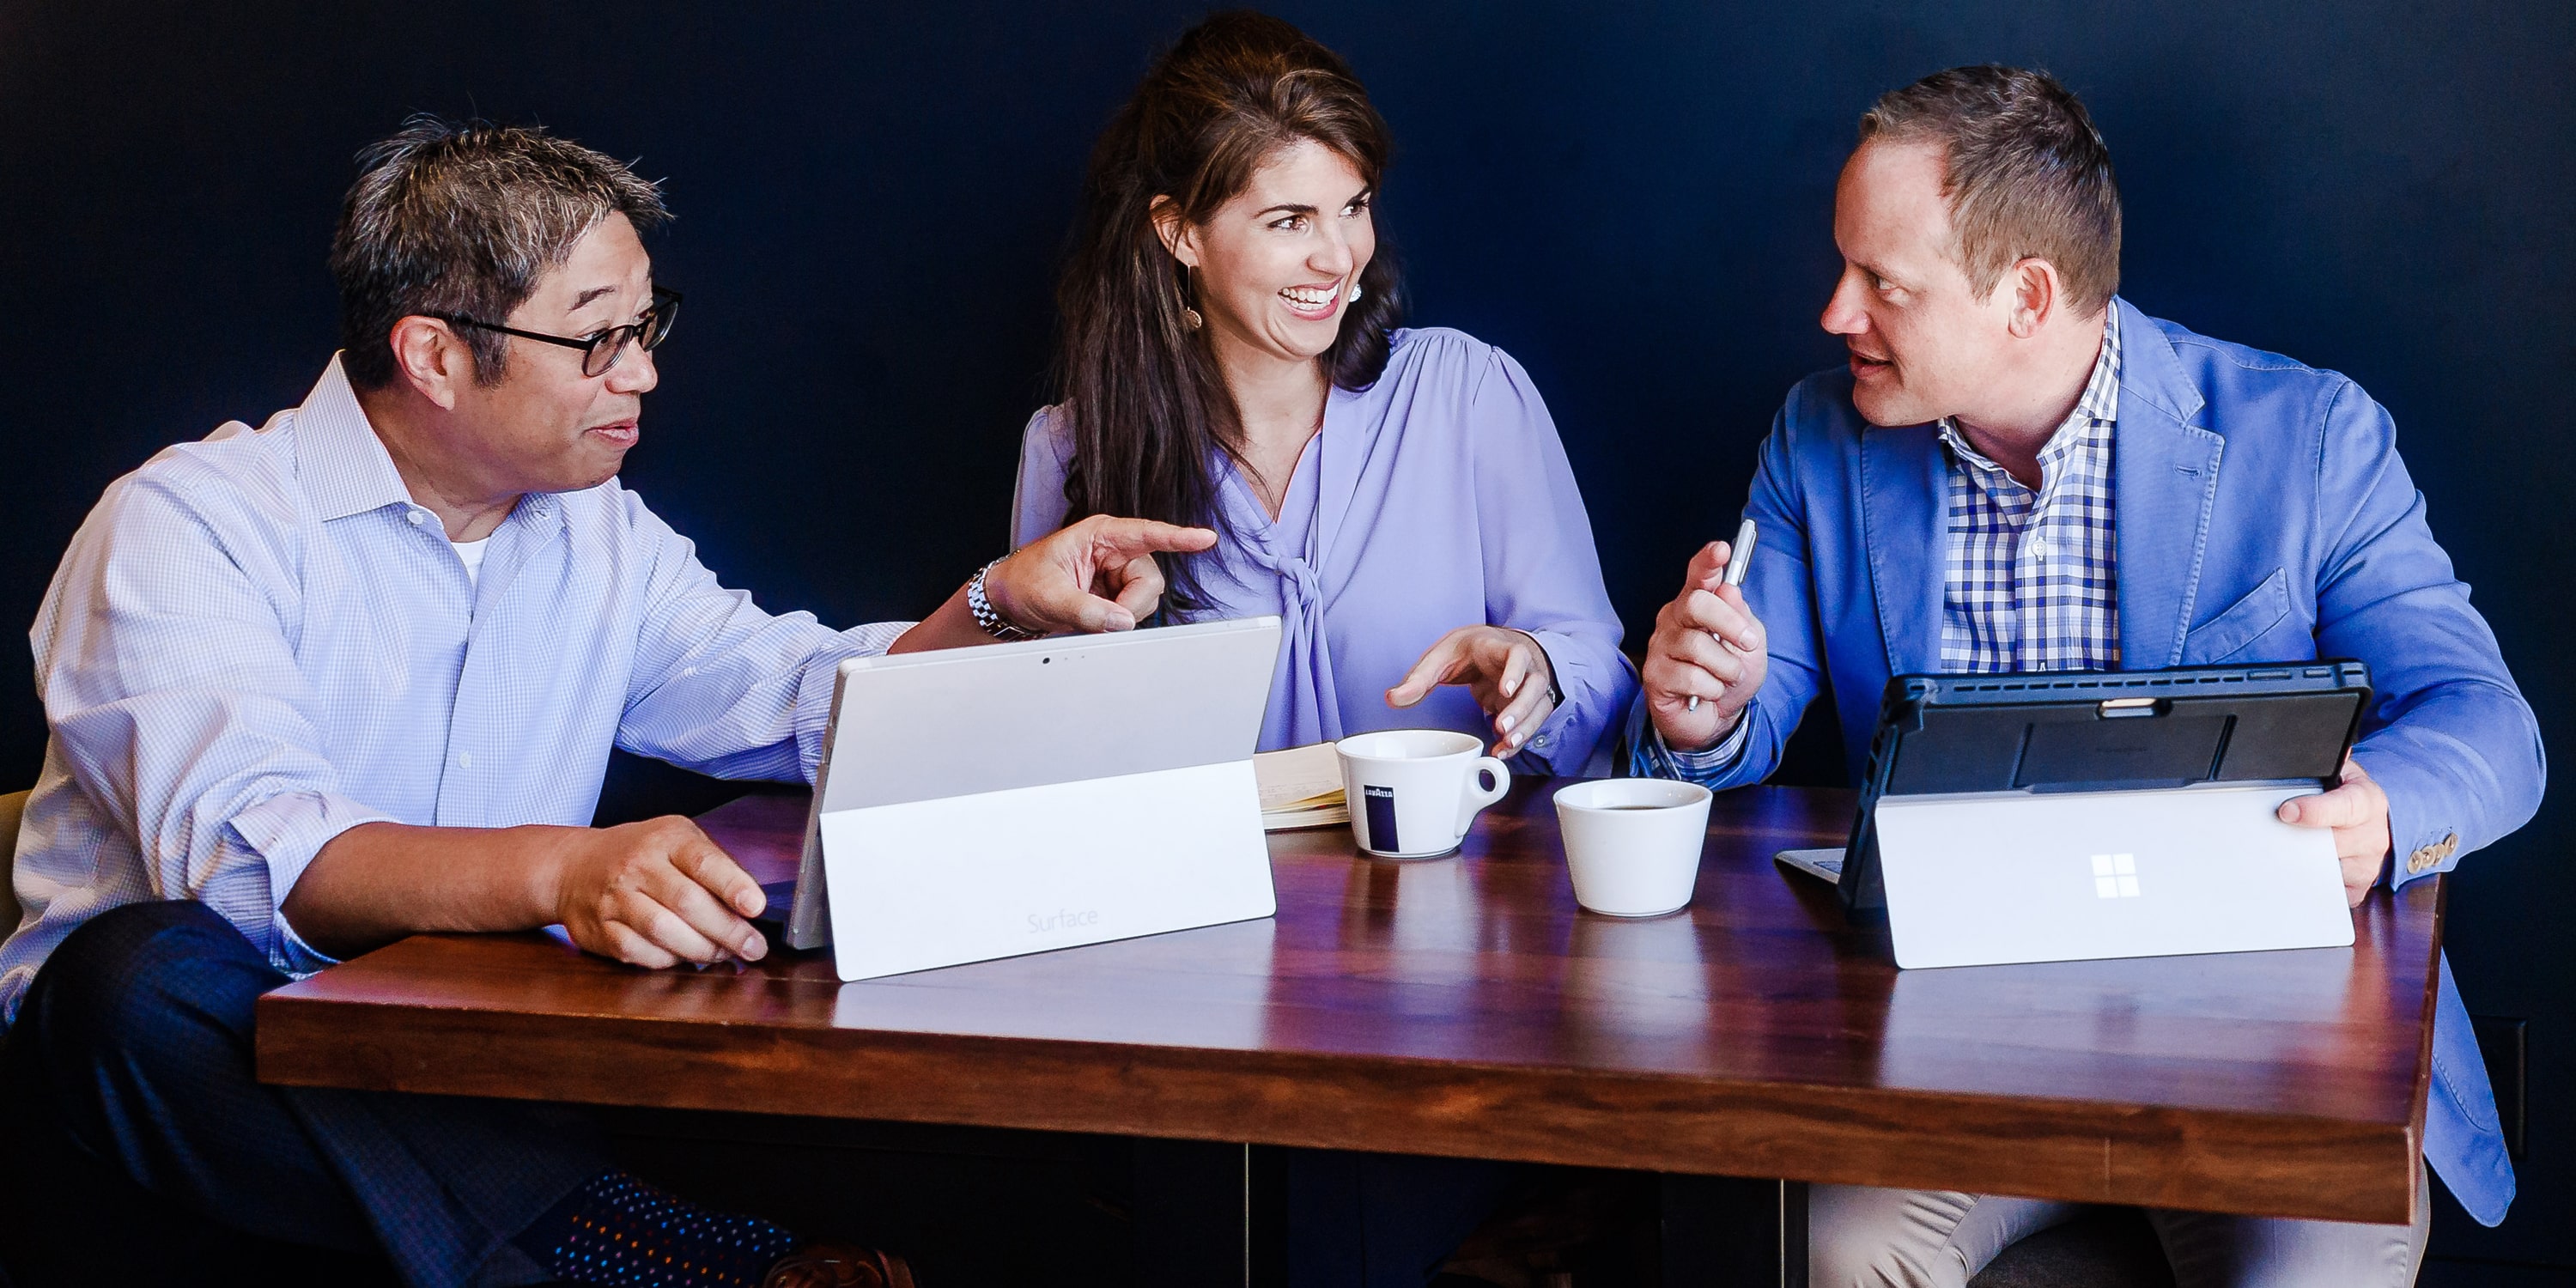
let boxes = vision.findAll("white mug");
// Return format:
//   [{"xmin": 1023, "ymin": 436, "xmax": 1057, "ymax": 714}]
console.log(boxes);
[
  {"xmin": 1335, "ymin": 729, "xmax": 1511, "ymax": 860},
  {"xmin": 1553, "ymin": 778, "xmax": 1714, "ymax": 917}
]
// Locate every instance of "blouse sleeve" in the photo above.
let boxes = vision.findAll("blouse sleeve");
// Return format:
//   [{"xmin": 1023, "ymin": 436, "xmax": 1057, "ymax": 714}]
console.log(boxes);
[
  {"xmin": 1467, "ymin": 347, "xmax": 1640, "ymax": 775},
  {"xmin": 1009, "ymin": 407, "xmax": 1076, "ymax": 550}
]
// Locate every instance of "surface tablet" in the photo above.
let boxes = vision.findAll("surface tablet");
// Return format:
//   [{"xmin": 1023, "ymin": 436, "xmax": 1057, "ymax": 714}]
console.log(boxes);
[
  {"xmin": 1834, "ymin": 660, "xmax": 2372, "ymax": 919},
  {"xmin": 781, "ymin": 616, "xmax": 1282, "ymax": 954}
]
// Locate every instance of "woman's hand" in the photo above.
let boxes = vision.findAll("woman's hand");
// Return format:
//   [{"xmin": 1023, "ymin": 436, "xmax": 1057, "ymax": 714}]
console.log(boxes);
[{"xmin": 1387, "ymin": 626, "xmax": 1558, "ymax": 755}]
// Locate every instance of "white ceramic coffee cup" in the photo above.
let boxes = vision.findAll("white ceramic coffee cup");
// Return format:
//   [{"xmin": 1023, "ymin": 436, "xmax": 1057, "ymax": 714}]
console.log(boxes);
[
  {"xmin": 1335, "ymin": 729, "xmax": 1511, "ymax": 860},
  {"xmin": 1553, "ymin": 778, "xmax": 1714, "ymax": 916}
]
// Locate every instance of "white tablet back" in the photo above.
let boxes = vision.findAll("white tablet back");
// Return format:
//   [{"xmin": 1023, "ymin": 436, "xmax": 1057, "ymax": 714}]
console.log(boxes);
[
  {"xmin": 1872, "ymin": 781, "xmax": 2354, "ymax": 969},
  {"xmin": 788, "ymin": 617, "xmax": 1282, "ymax": 979}
]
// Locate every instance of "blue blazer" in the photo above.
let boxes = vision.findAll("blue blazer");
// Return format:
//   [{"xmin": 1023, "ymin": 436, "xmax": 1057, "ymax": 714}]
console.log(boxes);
[{"xmin": 1638, "ymin": 298, "xmax": 2542, "ymax": 1224}]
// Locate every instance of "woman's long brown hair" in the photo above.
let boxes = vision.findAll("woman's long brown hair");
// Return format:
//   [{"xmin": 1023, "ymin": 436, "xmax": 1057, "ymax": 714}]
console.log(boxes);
[{"xmin": 1052, "ymin": 11, "xmax": 1404, "ymax": 607}]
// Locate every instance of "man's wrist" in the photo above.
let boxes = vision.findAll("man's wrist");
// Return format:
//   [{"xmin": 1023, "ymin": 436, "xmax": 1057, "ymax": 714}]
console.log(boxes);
[
  {"xmin": 967, "ymin": 556, "xmax": 1038, "ymax": 640},
  {"xmin": 1660, "ymin": 708, "xmax": 1748, "ymax": 761},
  {"xmin": 526, "ymin": 824, "xmax": 585, "ymax": 929}
]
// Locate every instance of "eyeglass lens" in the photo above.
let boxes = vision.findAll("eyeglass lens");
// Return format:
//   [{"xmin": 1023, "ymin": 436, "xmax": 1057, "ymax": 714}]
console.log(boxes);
[{"xmin": 581, "ymin": 294, "xmax": 680, "ymax": 378}]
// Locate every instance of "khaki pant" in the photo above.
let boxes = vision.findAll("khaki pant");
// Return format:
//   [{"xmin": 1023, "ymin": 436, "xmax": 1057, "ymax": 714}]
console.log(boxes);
[{"xmin": 1809, "ymin": 1172, "xmax": 2430, "ymax": 1288}]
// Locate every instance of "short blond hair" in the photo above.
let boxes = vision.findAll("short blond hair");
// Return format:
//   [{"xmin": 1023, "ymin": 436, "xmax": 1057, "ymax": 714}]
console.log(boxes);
[{"xmin": 1860, "ymin": 66, "xmax": 2121, "ymax": 313}]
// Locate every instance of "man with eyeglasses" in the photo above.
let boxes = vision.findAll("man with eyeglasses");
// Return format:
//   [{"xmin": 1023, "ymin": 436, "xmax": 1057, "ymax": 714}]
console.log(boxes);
[{"xmin": 0, "ymin": 117, "xmax": 1211, "ymax": 1286}]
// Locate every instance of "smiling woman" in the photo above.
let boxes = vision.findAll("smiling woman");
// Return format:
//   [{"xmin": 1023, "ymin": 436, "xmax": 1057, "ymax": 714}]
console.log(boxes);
[
  {"xmin": 1007, "ymin": 13, "xmax": 1638, "ymax": 1285},
  {"xmin": 1042, "ymin": 12, "xmax": 1402, "ymax": 587},
  {"xmin": 1017, "ymin": 11, "xmax": 1637, "ymax": 772}
]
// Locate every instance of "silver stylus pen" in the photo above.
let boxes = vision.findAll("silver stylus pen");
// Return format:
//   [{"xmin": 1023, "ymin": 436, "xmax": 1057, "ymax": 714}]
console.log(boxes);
[{"xmin": 1686, "ymin": 517, "xmax": 1757, "ymax": 713}]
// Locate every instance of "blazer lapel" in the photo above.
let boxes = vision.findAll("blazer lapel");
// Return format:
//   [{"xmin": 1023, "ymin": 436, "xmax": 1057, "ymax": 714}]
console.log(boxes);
[
  {"xmin": 2109, "ymin": 299, "xmax": 2225, "ymax": 669},
  {"xmin": 1860, "ymin": 422, "xmax": 1948, "ymax": 676}
]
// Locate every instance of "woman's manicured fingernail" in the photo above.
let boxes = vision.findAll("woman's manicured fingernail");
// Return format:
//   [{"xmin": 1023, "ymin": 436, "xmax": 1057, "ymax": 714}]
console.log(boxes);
[{"xmin": 1499, "ymin": 714, "xmax": 1517, "ymax": 733}]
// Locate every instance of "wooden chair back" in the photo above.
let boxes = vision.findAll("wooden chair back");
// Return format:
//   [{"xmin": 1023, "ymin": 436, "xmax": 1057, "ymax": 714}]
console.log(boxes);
[{"xmin": 0, "ymin": 789, "xmax": 28, "ymax": 934}]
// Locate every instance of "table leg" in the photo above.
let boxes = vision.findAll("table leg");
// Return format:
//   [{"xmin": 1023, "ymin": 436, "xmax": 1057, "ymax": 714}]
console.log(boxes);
[
  {"xmin": 1145, "ymin": 1151, "xmax": 1802, "ymax": 1285},
  {"xmin": 1661, "ymin": 1175, "xmax": 1807, "ymax": 1288},
  {"xmin": 1130, "ymin": 1139, "xmax": 1285, "ymax": 1287}
]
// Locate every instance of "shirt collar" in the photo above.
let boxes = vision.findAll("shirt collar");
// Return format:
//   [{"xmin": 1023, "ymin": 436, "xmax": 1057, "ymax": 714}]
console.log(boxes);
[
  {"xmin": 294, "ymin": 354, "xmax": 416, "ymax": 522},
  {"xmin": 2071, "ymin": 304, "xmax": 2123, "ymax": 426},
  {"xmin": 1937, "ymin": 307, "xmax": 2123, "ymax": 478}
]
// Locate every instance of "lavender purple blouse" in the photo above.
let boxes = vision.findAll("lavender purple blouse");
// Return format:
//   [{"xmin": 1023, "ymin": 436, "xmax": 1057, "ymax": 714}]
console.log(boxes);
[{"xmin": 1012, "ymin": 327, "xmax": 1635, "ymax": 774}]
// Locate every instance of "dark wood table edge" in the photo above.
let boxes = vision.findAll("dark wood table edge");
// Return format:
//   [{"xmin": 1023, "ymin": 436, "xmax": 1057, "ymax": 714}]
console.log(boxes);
[
  {"xmin": 256, "ymin": 781, "xmax": 2442, "ymax": 1230},
  {"xmin": 258, "ymin": 977, "xmax": 2424, "ymax": 1224}
]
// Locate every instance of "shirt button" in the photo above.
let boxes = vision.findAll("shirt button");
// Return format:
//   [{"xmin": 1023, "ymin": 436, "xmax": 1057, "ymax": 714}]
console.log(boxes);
[
  {"xmin": 457, "ymin": 751, "xmax": 474, "ymax": 769},
  {"xmin": 2029, "ymin": 537, "xmax": 2050, "ymax": 557},
  {"xmin": 1533, "ymin": 733, "xmax": 1551, "ymax": 748},
  {"xmin": 406, "ymin": 511, "xmax": 424, "ymax": 526}
]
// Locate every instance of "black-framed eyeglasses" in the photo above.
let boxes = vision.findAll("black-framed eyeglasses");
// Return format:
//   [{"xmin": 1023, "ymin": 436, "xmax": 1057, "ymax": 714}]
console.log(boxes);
[{"xmin": 434, "ymin": 286, "xmax": 681, "ymax": 378}]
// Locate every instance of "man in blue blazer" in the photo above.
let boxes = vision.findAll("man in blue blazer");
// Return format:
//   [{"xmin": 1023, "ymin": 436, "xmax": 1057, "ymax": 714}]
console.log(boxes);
[{"xmin": 1634, "ymin": 66, "xmax": 2540, "ymax": 1285}]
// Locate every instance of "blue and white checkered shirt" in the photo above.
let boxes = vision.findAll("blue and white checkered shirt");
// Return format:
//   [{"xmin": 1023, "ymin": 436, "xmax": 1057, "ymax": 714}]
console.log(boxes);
[
  {"xmin": 1935, "ymin": 307, "xmax": 2123, "ymax": 672},
  {"xmin": 1645, "ymin": 311, "xmax": 2123, "ymax": 777},
  {"xmin": 0, "ymin": 357, "xmax": 909, "ymax": 1023}
]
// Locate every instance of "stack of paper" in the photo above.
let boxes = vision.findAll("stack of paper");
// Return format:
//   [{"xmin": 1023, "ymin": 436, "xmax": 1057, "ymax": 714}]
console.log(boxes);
[{"xmin": 1255, "ymin": 743, "xmax": 1346, "ymax": 831}]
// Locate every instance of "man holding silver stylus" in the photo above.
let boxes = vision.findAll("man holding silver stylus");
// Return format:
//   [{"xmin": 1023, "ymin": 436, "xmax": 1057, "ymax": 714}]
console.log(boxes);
[
  {"xmin": 1625, "ymin": 64, "xmax": 2537, "ymax": 1286},
  {"xmin": 1679, "ymin": 516, "xmax": 1756, "ymax": 717}
]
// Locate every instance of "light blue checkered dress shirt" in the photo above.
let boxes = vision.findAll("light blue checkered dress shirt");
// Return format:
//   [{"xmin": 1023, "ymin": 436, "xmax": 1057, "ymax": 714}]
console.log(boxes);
[
  {"xmin": 0, "ymin": 358, "xmax": 908, "ymax": 1022},
  {"xmin": 1935, "ymin": 307, "xmax": 2123, "ymax": 672},
  {"xmin": 1648, "ymin": 312, "xmax": 2123, "ymax": 778}
]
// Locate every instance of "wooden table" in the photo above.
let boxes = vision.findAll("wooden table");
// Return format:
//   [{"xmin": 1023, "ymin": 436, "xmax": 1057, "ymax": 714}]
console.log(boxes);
[{"xmin": 258, "ymin": 779, "xmax": 2440, "ymax": 1282}]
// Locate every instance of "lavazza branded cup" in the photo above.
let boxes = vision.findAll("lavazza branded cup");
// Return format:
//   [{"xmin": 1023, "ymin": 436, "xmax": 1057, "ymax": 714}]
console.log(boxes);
[{"xmin": 1334, "ymin": 729, "xmax": 1511, "ymax": 860}]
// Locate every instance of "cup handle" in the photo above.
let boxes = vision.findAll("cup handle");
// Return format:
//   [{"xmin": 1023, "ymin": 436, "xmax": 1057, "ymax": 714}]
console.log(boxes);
[{"xmin": 1456, "ymin": 756, "xmax": 1511, "ymax": 835}]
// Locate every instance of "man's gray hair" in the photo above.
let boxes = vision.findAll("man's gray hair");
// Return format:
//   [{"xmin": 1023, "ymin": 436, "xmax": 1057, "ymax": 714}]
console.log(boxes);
[
  {"xmin": 330, "ymin": 115, "xmax": 670, "ymax": 389},
  {"xmin": 1859, "ymin": 66, "xmax": 2121, "ymax": 315}
]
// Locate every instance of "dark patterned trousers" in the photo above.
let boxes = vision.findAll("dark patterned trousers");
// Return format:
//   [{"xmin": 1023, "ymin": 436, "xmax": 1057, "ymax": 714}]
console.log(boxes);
[{"xmin": 0, "ymin": 900, "xmax": 606, "ymax": 1288}]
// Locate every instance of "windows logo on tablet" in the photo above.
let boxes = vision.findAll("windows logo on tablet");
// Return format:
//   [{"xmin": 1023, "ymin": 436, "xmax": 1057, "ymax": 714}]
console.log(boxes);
[{"xmin": 2091, "ymin": 853, "xmax": 2141, "ymax": 899}]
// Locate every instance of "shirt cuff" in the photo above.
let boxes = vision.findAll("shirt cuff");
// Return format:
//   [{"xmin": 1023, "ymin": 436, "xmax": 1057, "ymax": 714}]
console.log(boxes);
[
  {"xmin": 225, "ymin": 789, "xmax": 400, "ymax": 975},
  {"xmin": 1649, "ymin": 716, "xmax": 1752, "ymax": 781},
  {"xmin": 793, "ymin": 620, "xmax": 916, "ymax": 783},
  {"xmin": 1510, "ymin": 629, "xmax": 1584, "ymax": 769},
  {"xmin": 271, "ymin": 908, "xmax": 343, "ymax": 975}
]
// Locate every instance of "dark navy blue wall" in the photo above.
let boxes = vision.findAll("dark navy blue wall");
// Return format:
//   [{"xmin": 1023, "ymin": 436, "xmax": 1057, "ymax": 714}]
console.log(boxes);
[{"xmin": 3, "ymin": 1, "xmax": 2568, "ymax": 1273}]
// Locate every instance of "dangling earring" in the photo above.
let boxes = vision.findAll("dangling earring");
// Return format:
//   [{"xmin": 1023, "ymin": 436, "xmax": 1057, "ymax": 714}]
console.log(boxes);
[
  {"xmin": 1180, "ymin": 264, "xmax": 1204, "ymax": 331},
  {"xmin": 1349, "ymin": 282, "xmax": 1364, "ymax": 303}
]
